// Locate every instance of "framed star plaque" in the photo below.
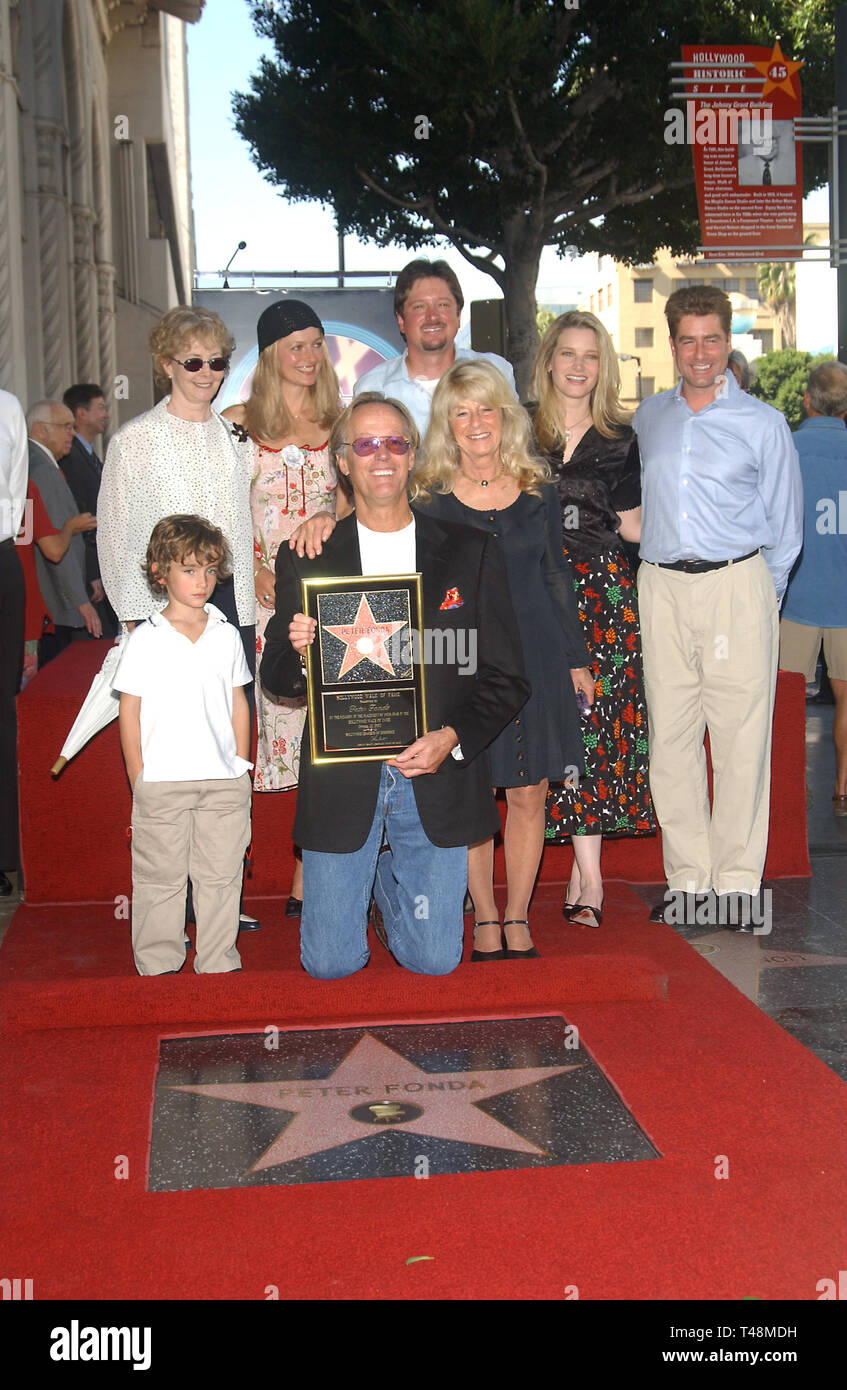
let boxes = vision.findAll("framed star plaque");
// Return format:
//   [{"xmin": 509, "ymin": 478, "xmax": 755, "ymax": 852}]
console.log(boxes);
[{"xmin": 302, "ymin": 574, "xmax": 428, "ymax": 763}]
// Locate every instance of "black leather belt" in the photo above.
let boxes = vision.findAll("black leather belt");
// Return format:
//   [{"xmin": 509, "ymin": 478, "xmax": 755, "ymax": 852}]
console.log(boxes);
[{"xmin": 656, "ymin": 549, "xmax": 759, "ymax": 574}]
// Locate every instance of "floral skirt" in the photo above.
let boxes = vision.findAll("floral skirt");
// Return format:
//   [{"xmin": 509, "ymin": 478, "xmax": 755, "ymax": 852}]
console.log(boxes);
[
  {"xmin": 546, "ymin": 547, "xmax": 655, "ymax": 840},
  {"xmin": 254, "ymin": 606, "xmax": 304, "ymax": 792}
]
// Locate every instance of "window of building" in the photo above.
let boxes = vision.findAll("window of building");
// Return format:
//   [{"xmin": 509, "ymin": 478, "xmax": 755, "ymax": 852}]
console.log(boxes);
[
  {"xmin": 745, "ymin": 278, "xmax": 759, "ymax": 298},
  {"xmin": 754, "ymin": 330, "xmax": 773, "ymax": 353},
  {"xmin": 634, "ymin": 327, "xmax": 653, "ymax": 348},
  {"xmin": 607, "ymin": 282, "xmax": 613, "ymax": 307},
  {"xmin": 145, "ymin": 143, "xmax": 167, "ymax": 240},
  {"xmin": 638, "ymin": 378, "xmax": 656, "ymax": 398},
  {"xmin": 723, "ymin": 278, "xmax": 739, "ymax": 293},
  {"xmin": 633, "ymin": 279, "xmax": 653, "ymax": 303},
  {"xmin": 598, "ymin": 288, "xmax": 604, "ymax": 311}
]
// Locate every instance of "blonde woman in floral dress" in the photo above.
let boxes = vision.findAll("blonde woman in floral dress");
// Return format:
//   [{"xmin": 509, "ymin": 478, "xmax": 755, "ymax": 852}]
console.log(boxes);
[
  {"xmin": 223, "ymin": 300, "xmax": 346, "ymax": 911},
  {"xmin": 530, "ymin": 311, "xmax": 655, "ymax": 930}
]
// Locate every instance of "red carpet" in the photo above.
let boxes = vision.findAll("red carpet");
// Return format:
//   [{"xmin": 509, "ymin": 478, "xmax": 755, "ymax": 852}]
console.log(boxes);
[
  {"xmin": 18, "ymin": 644, "xmax": 810, "ymax": 904},
  {"xmin": 2, "ymin": 885, "xmax": 845, "ymax": 1301}
]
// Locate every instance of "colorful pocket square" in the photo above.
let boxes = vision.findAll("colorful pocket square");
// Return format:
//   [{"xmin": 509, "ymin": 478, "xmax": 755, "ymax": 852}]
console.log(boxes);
[{"xmin": 439, "ymin": 587, "xmax": 463, "ymax": 610}]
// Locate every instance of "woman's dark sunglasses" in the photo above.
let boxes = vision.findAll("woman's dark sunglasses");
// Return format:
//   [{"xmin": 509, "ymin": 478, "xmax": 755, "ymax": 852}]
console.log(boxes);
[
  {"xmin": 344, "ymin": 435, "xmax": 411, "ymax": 457},
  {"xmin": 170, "ymin": 355, "xmax": 230, "ymax": 373}
]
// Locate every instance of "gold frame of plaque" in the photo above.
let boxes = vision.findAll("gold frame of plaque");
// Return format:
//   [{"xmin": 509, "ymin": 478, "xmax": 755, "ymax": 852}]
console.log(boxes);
[{"xmin": 302, "ymin": 574, "xmax": 429, "ymax": 764}]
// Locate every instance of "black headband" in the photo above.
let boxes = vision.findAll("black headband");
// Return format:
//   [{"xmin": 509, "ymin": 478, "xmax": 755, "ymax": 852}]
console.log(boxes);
[{"xmin": 257, "ymin": 299, "xmax": 324, "ymax": 353}]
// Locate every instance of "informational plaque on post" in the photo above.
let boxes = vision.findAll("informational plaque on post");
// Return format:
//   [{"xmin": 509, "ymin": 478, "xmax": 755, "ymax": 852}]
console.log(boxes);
[
  {"xmin": 679, "ymin": 41, "xmax": 804, "ymax": 261},
  {"xmin": 302, "ymin": 574, "xmax": 428, "ymax": 764}
]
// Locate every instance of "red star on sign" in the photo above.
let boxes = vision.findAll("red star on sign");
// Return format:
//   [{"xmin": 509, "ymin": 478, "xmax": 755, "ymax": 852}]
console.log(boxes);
[
  {"xmin": 323, "ymin": 592, "xmax": 406, "ymax": 678},
  {"xmin": 171, "ymin": 1032, "xmax": 584, "ymax": 1171},
  {"xmin": 751, "ymin": 39, "xmax": 804, "ymax": 100}
]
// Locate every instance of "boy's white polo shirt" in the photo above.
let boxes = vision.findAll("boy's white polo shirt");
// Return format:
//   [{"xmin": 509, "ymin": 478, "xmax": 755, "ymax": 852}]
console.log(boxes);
[{"xmin": 112, "ymin": 603, "xmax": 253, "ymax": 782}]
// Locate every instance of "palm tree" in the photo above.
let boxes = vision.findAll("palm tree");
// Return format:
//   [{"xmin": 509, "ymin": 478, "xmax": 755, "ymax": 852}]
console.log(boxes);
[{"xmin": 756, "ymin": 262, "xmax": 796, "ymax": 349}]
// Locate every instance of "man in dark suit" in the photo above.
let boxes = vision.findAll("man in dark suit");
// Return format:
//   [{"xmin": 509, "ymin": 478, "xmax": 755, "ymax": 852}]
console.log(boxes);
[
  {"xmin": 261, "ymin": 393, "xmax": 529, "ymax": 979},
  {"xmin": 61, "ymin": 383, "xmax": 117, "ymax": 637},
  {"xmin": 27, "ymin": 401, "xmax": 102, "ymax": 662}
]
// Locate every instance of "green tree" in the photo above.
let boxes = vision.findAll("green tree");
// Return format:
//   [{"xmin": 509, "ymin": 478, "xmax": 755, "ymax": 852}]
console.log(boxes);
[
  {"xmin": 748, "ymin": 348, "xmax": 835, "ymax": 428},
  {"xmin": 756, "ymin": 262, "xmax": 796, "ymax": 349},
  {"xmin": 536, "ymin": 306, "xmax": 557, "ymax": 337},
  {"xmin": 234, "ymin": 0, "xmax": 834, "ymax": 395}
]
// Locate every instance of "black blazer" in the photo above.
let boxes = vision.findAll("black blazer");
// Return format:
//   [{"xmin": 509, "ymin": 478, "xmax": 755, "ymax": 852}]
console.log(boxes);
[
  {"xmin": 260, "ymin": 509, "xmax": 531, "ymax": 852},
  {"xmin": 61, "ymin": 437, "xmax": 103, "ymax": 587}
]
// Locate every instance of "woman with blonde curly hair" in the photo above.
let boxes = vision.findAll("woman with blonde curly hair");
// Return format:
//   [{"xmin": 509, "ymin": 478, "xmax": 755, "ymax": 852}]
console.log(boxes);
[
  {"xmin": 97, "ymin": 303, "xmax": 262, "ymax": 931},
  {"xmin": 414, "ymin": 359, "xmax": 594, "ymax": 959},
  {"xmin": 98, "ymin": 304, "xmax": 252, "ymax": 637},
  {"xmin": 530, "ymin": 311, "xmax": 654, "ymax": 930},
  {"xmin": 222, "ymin": 300, "xmax": 348, "ymax": 915}
]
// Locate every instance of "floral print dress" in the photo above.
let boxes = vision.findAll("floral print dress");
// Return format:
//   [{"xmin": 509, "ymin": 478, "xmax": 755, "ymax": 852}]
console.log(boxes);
[
  {"xmin": 541, "ymin": 426, "xmax": 655, "ymax": 840},
  {"xmin": 250, "ymin": 439, "xmax": 337, "ymax": 790}
]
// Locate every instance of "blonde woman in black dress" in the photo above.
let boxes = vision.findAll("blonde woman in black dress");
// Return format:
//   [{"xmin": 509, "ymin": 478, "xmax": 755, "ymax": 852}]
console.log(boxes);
[
  {"xmin": 414, "ymin": 360, "xmax": 594, "ymax": 959},
  {"xmin": 531, "ymin": 311, "xmax": 655, "ymax": 929}
]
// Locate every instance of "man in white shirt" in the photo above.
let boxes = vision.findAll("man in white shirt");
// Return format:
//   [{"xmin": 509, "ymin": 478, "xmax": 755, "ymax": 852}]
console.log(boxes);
[
  {"xmin": 0, "ymin": 388, "xmax": 28, "ymax": 894},
  {"xmin": 354, "ymin": 258, "xmax": 515, "ymax": 438},
  {"xmin": 261, "ymin": 393, "xmax": 529, "ymax": 979}
]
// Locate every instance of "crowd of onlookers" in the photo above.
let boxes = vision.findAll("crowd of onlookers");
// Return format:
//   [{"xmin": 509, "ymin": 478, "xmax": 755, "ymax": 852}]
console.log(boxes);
[{"xmin": 1, "ymin": 260, "xmax": 845, "ymax": 980}]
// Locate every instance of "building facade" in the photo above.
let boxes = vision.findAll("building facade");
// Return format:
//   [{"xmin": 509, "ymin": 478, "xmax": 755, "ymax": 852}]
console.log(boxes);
[
  {"xmin": 0, "ymin": 0, "xmax": 202, "ymax": 433},
  {"xmin": 579, "ymin": 247, "xmax": 785, "ymax": 407}
]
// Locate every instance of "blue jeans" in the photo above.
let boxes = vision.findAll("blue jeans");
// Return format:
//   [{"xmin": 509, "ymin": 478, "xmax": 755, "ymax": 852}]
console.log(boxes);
[{"xmin": 301, "ymin": 763, "xmax": 467, "ymax": 979}]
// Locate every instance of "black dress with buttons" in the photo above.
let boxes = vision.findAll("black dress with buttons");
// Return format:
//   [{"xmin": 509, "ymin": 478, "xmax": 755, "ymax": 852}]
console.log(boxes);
[{"xmin": 415, "ymin": 486, "xmax": 589, "ymax": 787}]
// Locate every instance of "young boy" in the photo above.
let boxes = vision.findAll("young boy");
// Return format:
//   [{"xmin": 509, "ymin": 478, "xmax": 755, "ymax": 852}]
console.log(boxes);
[{"xmin": 113, "ymin": 514, "xmax": 253, "ymax": 975}]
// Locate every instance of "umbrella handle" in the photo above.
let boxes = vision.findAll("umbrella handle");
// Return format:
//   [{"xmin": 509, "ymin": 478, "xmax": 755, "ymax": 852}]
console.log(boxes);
[{"xmin": 50, "ymin": 756, "xmax": 68, "ymax": 778}]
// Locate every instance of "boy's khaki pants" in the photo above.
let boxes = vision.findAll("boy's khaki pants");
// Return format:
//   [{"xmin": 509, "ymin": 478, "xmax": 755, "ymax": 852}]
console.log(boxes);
[{"xmin": 130, "ymin": 773, "xmax": 252, "ymax": 975}]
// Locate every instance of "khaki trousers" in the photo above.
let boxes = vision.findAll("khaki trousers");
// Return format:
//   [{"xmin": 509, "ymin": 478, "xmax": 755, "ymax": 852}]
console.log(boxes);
[
  {"xmin": 638, "ymin": 554, "xmax": 779, "ymax": 896},
  {"xmin": 130, "ymin": 773, "xmax": 252, "ymax": 975}
]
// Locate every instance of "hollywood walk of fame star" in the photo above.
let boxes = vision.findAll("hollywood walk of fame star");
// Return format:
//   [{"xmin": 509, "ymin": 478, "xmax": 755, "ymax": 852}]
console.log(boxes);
[
  {"xmin": 690, "ymin": 932, "xmax": 847, "ymax": 1004},
  {"xmin": 323, "ymin": 593, "xmax": 407, "ymax": 679},
  {"xmin": 751, "ymin": 40, "xmax": 804, "ymax": 101},
  {"xmin": 170, "ymin": 1032, "xmax": 584, "ymax": 1173}
]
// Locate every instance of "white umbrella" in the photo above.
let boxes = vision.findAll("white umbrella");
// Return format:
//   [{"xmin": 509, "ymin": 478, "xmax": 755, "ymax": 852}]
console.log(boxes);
[{"xmin": 50, "ymin": 630, "xmax": 127, "ymax": 777}]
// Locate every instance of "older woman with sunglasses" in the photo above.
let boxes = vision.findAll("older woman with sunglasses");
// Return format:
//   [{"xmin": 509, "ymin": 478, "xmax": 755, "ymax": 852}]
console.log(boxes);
[
  {"xmin": 98, "ymin": 306, "xmax": 254, "ymax": 647},
  {"xmin": 413, "ymin": 360, "xmax": 593, "ymax": 958},
  {"xmin": 98, "ymin": 307, "xmax": 260, "ymax": 931}
]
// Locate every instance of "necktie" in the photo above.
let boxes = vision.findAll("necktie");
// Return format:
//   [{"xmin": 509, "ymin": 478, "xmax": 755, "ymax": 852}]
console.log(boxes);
[{"xmin": 762, "ymin": 161, "xmax": 772, "ymax": 185}]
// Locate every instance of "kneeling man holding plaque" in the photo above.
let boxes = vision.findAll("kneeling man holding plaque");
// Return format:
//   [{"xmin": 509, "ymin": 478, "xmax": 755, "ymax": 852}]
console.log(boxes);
[{"xmin": 260, "ymin": 393, "xmax": 530, "ymax": 979}]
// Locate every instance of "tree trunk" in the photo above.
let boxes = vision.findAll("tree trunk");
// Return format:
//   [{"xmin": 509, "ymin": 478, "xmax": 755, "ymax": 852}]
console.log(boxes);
[{"xmin": 501, "ymin": 245, "xmax": 544, "ymax": 402}]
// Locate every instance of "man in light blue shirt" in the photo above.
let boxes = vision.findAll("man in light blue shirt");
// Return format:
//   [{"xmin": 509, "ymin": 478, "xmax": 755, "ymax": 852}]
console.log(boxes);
[
  {"xmin": 633, "ymin": 285, "xmax": 802, "ymax": 927},
  {"xmin": 354, "ymin": 258, "xmax": 515, "ymax": 439},
  {"xmin": 779, "ymin": 361, "xmax": 847, "ymax": 816}
]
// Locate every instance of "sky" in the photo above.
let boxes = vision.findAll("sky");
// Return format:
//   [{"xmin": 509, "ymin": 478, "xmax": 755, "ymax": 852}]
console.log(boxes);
[{"xmin": 187, "ymin": 0, "xmax": 830, "ymax": 327}]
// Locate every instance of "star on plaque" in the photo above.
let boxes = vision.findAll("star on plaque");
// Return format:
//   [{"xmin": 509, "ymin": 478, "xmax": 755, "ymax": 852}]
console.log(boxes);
[
  {"xmin": 323, "ymin": 593, "xmax": 406, "ymax": 678},
  {"xmin": 171, "ymin": 1033, "xmax": 584, "ymax": 1171},
  {"xmin": 751, "ymin": 40, "xmax": 804, "ymax": 100}
]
